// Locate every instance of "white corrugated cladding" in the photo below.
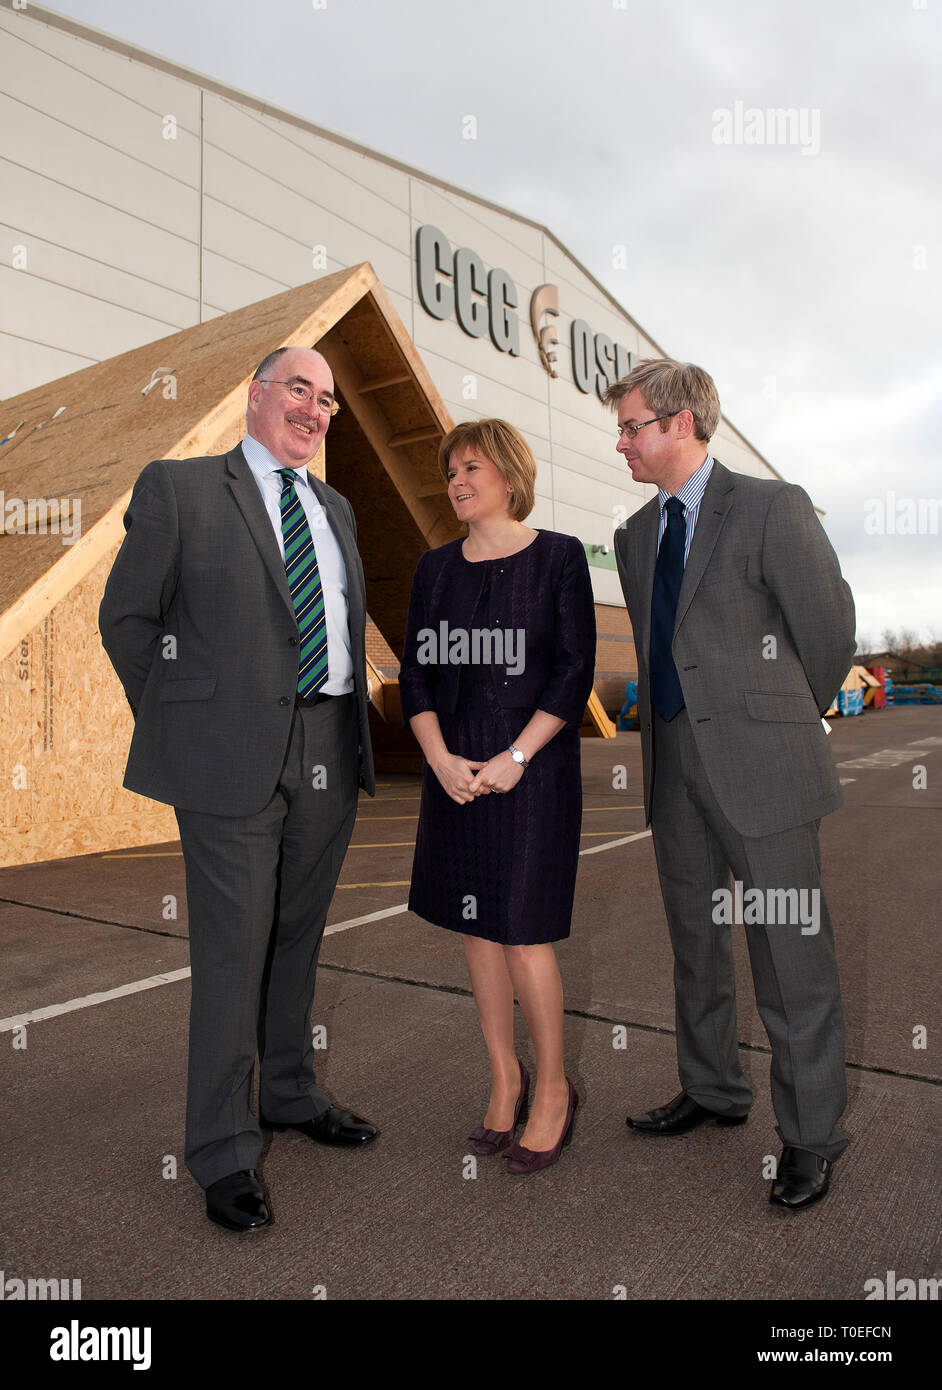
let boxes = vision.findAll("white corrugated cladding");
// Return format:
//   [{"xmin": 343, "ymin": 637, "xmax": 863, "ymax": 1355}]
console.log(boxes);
[{"xmin": 0, "ymin": 4, "xmax": 781, "ymax": 610}]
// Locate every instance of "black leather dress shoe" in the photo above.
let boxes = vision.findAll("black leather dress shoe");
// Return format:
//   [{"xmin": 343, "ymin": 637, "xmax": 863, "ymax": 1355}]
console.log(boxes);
[
  {"xmin": 627, "ymin": 1090, "xmax": 749, "ymax": 1135},
  {"xmin": 770, "ymin": 1146, "xmax": 831, "ymax": 1209},
  {"xmin": 259, "ymin": 1105, "xmax": 379, "ymax": 1146},
  {"xmin": 205, "ymin": 1169, "xmax": 272, "ymax": 1232}
]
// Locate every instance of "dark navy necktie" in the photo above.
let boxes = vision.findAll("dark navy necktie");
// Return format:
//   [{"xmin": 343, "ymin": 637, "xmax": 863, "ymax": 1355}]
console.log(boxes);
[
  {"xmin": 277, "ymin": 469, "xmax": 329, "ymax": 698},
  {"xmin": 650, "ymin": 495, "xmax": 686, "ymax": 721}
]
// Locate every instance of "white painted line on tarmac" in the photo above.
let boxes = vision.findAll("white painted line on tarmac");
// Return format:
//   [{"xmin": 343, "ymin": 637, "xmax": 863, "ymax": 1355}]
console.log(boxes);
[
  {"xmin": 325, "ymin": 903, "xmax": 409, "ymax": 933},
  {"xmin": 837, "ymin": 745, "xmax": 938, "ymax": 770},
  {"xmin": 0, "ymin": 906, "xmax": 411, "ymax": 1032},
  {"xmin": 2, "ymin": 834, "xmax": 652, "ymax": 1031},
  {"xmin": 579, "ymin": 828, "xmax": 652, "ymax": 855},
  {"xmin": 0, "ymin": 967, "xmax": 193, "ymax": 1033}
]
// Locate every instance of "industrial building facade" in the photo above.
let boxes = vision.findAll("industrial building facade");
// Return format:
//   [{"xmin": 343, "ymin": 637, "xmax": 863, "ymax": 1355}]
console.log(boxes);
[{"xmin": 1, "ymin": 2, "xmax": 783, "ymax": 716}]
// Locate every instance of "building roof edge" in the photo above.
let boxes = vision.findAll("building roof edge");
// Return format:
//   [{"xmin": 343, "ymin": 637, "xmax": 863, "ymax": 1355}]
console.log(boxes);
[{"xmin": 19, "ymin": 1, "xmax": 785, "ymax": 487}]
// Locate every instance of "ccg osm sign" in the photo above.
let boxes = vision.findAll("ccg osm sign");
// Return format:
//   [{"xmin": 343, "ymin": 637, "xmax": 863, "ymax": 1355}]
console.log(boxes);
[
  {"xmin": 415, "ymin": 225, "xmax": 632, "ymax": 402},
  {"xmin": 416, "ymin": 224, "xmax": 519, "ymax": 355}
]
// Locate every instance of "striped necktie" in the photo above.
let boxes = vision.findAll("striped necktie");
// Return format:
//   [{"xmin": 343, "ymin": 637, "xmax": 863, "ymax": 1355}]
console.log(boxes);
[{"xmin": 277, "ymin": 469, "xmax": 329, "ymax": 698}]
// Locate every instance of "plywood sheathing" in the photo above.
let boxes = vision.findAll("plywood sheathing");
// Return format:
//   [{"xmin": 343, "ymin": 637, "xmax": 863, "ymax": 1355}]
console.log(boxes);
[
  {"xmin": 0, "ymin": 263, "xmax": 614, "ymax": 866},
  {"xmin": 0, "ymin": 262, "xmax": 456, "ymax": 865},
  {"xmin": 0, "ymin": 551, "xmax": 178, "ymax": 864},
  {"xmin": 0, "ymin": 263, "xmax": 375, "ymax": 659}
]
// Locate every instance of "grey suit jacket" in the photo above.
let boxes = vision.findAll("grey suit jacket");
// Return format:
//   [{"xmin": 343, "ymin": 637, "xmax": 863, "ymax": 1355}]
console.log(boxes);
[
  {"xmin": 99, "ymin": 443, "xmax": 376, "ymax": 815},
  {"xmin": 614, "ymin": 460, "xmax": 855, "ymax": 837}
]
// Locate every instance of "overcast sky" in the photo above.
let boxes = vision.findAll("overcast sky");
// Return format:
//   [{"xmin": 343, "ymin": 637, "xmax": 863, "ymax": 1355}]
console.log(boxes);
[{"xmin": 43, "ymin": 0, "xmax": 942, "ymax": 648}]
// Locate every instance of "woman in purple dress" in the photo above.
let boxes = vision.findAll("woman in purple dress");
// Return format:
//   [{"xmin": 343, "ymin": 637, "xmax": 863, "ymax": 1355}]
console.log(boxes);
[{"xmin": 399, "ymin": 420, "xmax": 596, "ymax": 1174}]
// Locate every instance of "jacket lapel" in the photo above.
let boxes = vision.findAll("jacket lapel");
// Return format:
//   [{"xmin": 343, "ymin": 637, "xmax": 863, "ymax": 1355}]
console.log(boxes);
[
  {"xmin": 674, "ymin": 459, "xmax": 735, "ymax": 632},
  {"xmin": 624, "ymin": 497, "xmax": 660, "ymax": 665},
  {"xmin": 225, "ymin": 444, "xmax": 296, "ymax": 619}
]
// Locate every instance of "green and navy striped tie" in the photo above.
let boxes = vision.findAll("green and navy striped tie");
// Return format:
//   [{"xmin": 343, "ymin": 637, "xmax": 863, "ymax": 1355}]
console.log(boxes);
[{"xmin": 277, "ymin": 469, "xmax": 328, "ymax": 698}]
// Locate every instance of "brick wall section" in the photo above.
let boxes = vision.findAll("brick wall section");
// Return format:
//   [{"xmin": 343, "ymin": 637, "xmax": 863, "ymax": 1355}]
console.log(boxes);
[
  {"xmin": 595, "ymin": 602, "xmax": 637, "ymax": 713},
  {"xmin": 366, "ymin": 617, "xmax": 398, "ymax": 672}
]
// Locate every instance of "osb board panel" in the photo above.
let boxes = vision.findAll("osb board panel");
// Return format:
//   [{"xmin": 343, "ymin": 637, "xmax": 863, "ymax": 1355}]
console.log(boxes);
[
  {"xmin": 325, "ymin": 406, "xmax": 427, "ymax": 662},
  {"xmin": 0, "ymin": 264, "xmax": 371, "ymax": 619},
  {"xmin": 1, "ymin": 808, "xmax": 178, "ymax": 870},
  {"xmin": 0, "ymin": 548, "xmax": 176, "ymax": 867},
  {"xmin": 320, "ymin": 296, "xmax": 463, "ymax": 575},
  {"xmin": 327, "ymin": 294, "xmax": 407, "ymax": 386},
  {"xmin": 328, "ymin": 287, "xmax": 451, "ymax": 427}
]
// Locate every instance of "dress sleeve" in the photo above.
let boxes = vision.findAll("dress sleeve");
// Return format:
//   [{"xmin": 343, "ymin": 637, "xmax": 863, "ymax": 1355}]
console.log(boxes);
[
  {"xmin": 398, "ymin": 551, "xmax": 437, "ymax": 723},
  {"xmin": 535, "ymin": 537, "xmax": 597, "ymax": 725}
]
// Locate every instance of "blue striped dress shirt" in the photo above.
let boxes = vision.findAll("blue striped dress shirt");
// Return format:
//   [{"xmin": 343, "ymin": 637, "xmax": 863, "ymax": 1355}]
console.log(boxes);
[{"xmin": 656, "ymin": 454, "xmax": 715, "ymax": 566}]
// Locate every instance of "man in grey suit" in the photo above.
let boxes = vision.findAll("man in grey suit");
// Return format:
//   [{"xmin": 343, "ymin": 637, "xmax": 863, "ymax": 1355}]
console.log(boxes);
[
  {"xmin": 608, "ymin": 359, "xmax": 855, "ymax": 1210},
  {"xmin": 100, "ymin": 346, "xmax": 378, "ymax": 1232}
]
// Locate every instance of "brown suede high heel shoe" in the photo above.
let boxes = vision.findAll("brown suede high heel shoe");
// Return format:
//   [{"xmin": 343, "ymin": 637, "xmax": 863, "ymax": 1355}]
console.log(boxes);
[
  {"xmin": 467, "ymin": 1061, "xmax": 530, "ymax": 1156},
  {"xmin": 504, "ymin": 1078, "xmax": 577, "ymax": 1175}
]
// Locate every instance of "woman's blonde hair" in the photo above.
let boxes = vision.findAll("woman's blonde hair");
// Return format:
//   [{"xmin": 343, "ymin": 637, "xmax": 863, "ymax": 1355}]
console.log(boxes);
[{"xmin": 438, "ymin": 419, "xmax": 536, "ymax": 522}]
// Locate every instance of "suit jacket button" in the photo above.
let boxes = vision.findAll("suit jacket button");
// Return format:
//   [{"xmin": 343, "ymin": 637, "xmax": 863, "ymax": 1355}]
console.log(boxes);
[
  {"xmin": 288, "ymin": 637, "xmax": 298, "ymax": 647},
  {"xmin": 279, "ymin": 696, "xmax": 290, "ymax": 706}
]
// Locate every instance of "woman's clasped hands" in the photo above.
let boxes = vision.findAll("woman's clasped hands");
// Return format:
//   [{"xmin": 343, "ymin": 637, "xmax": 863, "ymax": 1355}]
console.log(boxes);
[{"xmin": 431, "ymin": 748, "xmax": 525, "ymax": 804}]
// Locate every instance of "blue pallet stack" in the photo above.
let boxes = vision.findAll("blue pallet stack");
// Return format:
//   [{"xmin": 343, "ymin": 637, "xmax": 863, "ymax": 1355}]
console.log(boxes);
[{"xmin": 838, "ymin": 687, "xmax": 865, "ymax": 716}]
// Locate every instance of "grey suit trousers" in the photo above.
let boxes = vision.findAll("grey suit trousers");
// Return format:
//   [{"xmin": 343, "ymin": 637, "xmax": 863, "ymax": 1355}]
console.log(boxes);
[
  {"xmin": 176, "ymin": 694, "xmax": 359, "ymax": 1188},
  {"xmin": 651, "ymin": 709, "xmax": 848, "ymax": 1162}
]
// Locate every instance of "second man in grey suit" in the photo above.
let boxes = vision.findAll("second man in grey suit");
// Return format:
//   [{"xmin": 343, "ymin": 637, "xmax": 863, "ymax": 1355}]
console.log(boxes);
[{"xmin": 608, "ymin": 359, "xmax": 856, "ymax": 1210}]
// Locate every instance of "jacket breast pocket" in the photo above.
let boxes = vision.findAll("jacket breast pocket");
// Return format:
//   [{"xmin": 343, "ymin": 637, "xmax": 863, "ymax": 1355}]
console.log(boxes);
[
  {"xmin": 695, "ymin": 554, "xmax": 751, "ymax": 592},
  {"xmin": 159, "ymin": 678, "xmax": 217, "ymax": 702},
  {"xmin": 744, "ymin": 690, "xmax": 819, "ymax": 723}
]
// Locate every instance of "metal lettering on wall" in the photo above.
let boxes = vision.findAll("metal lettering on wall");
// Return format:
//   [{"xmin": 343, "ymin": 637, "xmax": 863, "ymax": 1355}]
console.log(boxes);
[
  {"xmin": 416, "ymin": 225, "xmax": 519, "ymax": 356},
  {"xmin": 415, "ymin": 225, "xmax": 632, "ymax": 400}
]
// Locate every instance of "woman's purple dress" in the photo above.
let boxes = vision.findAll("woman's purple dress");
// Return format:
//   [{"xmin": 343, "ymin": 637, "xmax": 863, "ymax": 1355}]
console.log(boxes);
[{"xmin": 399, "ymin": 530, "xmax": 596, "ymax": 945}]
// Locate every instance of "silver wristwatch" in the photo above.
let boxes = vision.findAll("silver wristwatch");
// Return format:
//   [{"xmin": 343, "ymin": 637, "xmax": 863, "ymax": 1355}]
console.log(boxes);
[{"xmin": 508, "ymin": 744, "xmax": 529, "ymax": 769}]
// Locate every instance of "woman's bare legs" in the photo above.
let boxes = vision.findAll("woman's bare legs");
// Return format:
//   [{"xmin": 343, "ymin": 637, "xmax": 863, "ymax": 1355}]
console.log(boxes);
[
  {"xmin": 463, "ymin": 935, "xmax": 523, "ymax": 1129},
  {"xmin": 463, "ymin": 935, "xmax": 569, "ymax": 1147},
  {"xmin": 504, "ymin": 943, "xmax": 570, "ymax": 1151}
]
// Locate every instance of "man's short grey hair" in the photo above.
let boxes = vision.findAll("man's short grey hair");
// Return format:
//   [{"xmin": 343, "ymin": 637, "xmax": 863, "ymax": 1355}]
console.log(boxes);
[
  {"xmin": 252, "ymin": 346, "xmax": 293, "ymax": 381},
  {"xmin": 603, "ymin": 358, "xmax": 721, "ymax": 442}
]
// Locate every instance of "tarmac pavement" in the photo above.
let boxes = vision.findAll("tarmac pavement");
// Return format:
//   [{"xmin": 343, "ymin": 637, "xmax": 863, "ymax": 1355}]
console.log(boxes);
[{"xmin": 1, "ymin": 706, "xmax": 940, "ymax": 1313}]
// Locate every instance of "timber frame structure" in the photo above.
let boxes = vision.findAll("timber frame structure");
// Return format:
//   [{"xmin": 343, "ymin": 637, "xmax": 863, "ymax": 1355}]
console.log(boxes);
[{"xmin": 0, "ymin": 263, "xmax": 614, "ymax": 868}]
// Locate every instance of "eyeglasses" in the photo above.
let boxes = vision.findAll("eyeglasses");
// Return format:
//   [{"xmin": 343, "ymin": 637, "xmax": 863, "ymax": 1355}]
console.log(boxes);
[
  {"xmin": 616, "ymin": 412, "xmax": 678, "ymax": 440},
  {"xmin": 260, "ymin": 379, "xmax": 340, "ymax": 416}
]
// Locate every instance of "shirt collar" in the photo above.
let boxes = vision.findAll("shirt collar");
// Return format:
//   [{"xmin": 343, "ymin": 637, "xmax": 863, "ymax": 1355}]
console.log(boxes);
[
  {"xmin": 658, "ymin": 453, "xmax": 714, "ymax": 512},
  {"xmin": 241, "ymin": 433, "xmax": 312, "ymax": 488}
]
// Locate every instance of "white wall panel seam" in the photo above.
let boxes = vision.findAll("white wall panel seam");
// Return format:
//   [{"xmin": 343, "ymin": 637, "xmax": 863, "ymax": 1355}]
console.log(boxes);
[
  {"xmin": 0, "ymin": 325, "xmax": 98, "ymax": 362},
  {"xmin": 2, "ymin": 154, "xmax": 198, "ymax": 249},
  {"xmin": 406, "ymin": 346, "xmax": 555, "ymax": 410},
  {"xmin": 1, "ymin": 23, "xmax": 201, "ymax": 134},
  {"xmin": 201, "ymin": 169, "xmax": 412, "ymax": 265},
  {"xmin": 0, "ymin": 264, "xmax": 185, "ymax": 333},
  {"xmin": 218, "ymin": 97, "xmax": 412, "ymax": 226},
  {"xmin": 0, "ymin": 219, "xmax": 199, "ymax": 304},
  {"xmin": 416, "ymin": 179, "xmax": 545, "ymax": 257},
  {"xmin": 3, "ymin": 91, "xmax": 200, "ymax": 193}
]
